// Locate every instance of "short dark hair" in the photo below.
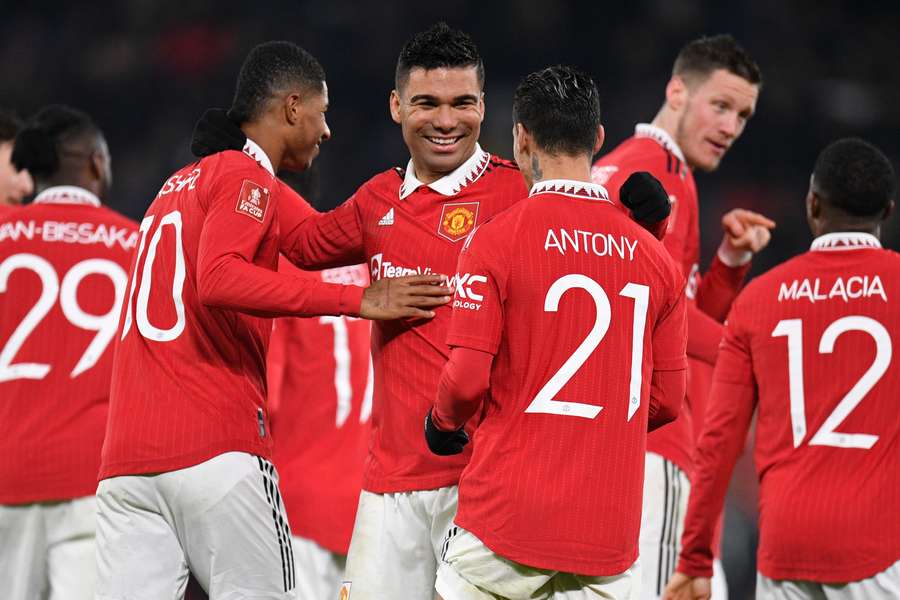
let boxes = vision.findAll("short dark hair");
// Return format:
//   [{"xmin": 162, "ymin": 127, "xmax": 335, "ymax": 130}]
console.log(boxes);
[
  {"xmin": 229, "ymin": 41, "xmax": 326, "ymax": 124},
  {"xmin": 395, "ymin": 22, "xmax": 484, "ymax": 91},
  {"xmin": 0, "ymin": 109, "xmax": 22, "ymax": 142},
  {"xmin": 673, "ymin": 34, "xmax": 762, "ymax": 87},
  {"xmin": 813, "ymin": 138, "xmax": 895, "ymax": 218},
  {"xmin": 512, "ymin": 65, "xmax": 601, "ymax": 157},
  {"xmin": 12, "ymin": 105, "xmax": 100, "ymax": 181}
]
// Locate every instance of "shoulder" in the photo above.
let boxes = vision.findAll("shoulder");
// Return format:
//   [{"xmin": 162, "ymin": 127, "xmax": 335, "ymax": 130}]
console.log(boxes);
[
  {"xmin": 96, "ymin": 205, "xmax": 140, "ymax": 230},
  {"xmin": 353, "ymin": 167, "xmax": 404, "ymax": 200},
  {"xmin": 594, "ymin": 137, "xmax": 687, "ymax": 187}
]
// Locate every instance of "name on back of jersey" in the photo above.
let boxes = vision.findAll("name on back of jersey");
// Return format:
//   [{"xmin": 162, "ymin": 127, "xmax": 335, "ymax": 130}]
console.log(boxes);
[
  {"xmin": 544, "ymin": 228, "xmax": 638, "ymax": 261},
  {"xmin": 0, "ymin": 219, "xmax": 138, "ymax": 251},
  {"xmin": 777, "ymin": 275, "xmax": 887, "ymax": 304}
]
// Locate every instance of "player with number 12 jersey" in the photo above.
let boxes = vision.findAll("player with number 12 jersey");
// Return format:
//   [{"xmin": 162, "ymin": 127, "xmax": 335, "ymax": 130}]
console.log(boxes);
[{"xmin": 672, "ymin": 138, "xmax": 900, "ymax": 599}]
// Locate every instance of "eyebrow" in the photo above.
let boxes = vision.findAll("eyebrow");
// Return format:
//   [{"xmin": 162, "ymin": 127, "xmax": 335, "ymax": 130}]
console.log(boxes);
[{"xmin": 409, "ymin": 94, "xmax": 480, "ymax": 104}]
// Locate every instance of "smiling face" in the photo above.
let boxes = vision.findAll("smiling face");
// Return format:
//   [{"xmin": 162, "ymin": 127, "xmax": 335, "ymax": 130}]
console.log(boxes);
[
  {"xmin": 673, "ymin": 69, "xmax": 759, "ymax": 172},
  {"xmin": 390, "ymin": 66, "xmax": 484, "ymax": 184}
]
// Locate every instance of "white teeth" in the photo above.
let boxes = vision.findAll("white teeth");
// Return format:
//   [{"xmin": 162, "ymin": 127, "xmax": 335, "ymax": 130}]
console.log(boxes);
[{"xmin": 427, "ymin": 137, "xmax": 460, "ymax": 145}]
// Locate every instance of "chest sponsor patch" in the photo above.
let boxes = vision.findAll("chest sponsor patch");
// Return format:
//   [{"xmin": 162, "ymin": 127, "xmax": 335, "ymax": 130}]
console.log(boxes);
[
  {"xmin": 438, "ymin": 201, "xmax": 479, "ymax": 242},
  {"xmin": 234, "ymin": 180, "xmax": 270, "ymax": 223}
]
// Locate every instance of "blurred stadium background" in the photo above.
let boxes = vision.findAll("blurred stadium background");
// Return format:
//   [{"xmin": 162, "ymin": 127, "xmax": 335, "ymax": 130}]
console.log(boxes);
[{"xmin": 4, "ymin": 1, "xmax": 897, "ymax": 597}]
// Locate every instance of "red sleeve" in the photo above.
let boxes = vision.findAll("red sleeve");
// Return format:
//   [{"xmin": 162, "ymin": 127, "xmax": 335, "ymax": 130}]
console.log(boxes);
[
  {"xmin": 196, "ymin": 165, "xmax": 363, "ymax": 318},
  {"xmin": 695, "ymin": 253, "xmax": 750, "ymax": 323},
  {"xmin": 445, "ymin": 226, "xmax": 507, "ymax": 354},
  {"xmin": 648, "ymin": 369, "xmax": 686, "ymax": 432},
  {"xmin": 432, "ymin": 347, "xmax": 493, "ymax": 431},
  {"xmin": 686, "ymin": 302, "xmax": 724, "ymax": 365},
  {"xmin": 677, "ymin": 297, "xmax": 757, "ymax": 578},
  {"xmin": 278, "ymin": 182, "xmax": 366, "ymax": 269}
]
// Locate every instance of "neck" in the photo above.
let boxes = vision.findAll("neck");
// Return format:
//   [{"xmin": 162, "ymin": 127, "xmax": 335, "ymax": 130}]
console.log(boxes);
[
  {"xmin": 650, "ymin": 106, "xmax": 680, "ymax": 147},
  {"xmin": 242, "ymin": 119, "xmax": 284, "ymax": 171},
  {"xmin": 410, "ymin": 158, "xmax": 446, "ymax": 185},
  {"xmin": 816, "ymin": 221, "xmax": 881, "ymax": 240},
  {"xmin": 528, "ymin": 150, "xmax": 592, "ymax": 188},
  {"xmin": 38, "ymin": 176, "xmax": 99, "ymax": 198}
]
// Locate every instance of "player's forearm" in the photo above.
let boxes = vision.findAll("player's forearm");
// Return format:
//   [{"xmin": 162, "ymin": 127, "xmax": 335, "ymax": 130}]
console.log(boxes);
[
  {"xmin": 686, "ymin": 302, "xmax": 724, "ymax": 365},
  {"xmin": 677, "ymin": 379, "xmax": 754, "ymax": 578},
  {"xmin": 648, "ymin": 368, "xmax": 686, "ymax": 432},
  {"xmin": 638, "ymin": 217, "xmax": 668, "ymax": 241},
  {"xmin": 432, "ymin": 347, "xmax": 493, "ymax": 431},
  {"xmin": 279, "ymin": 199, "xmax": 365, "ymax": 270},
  {"xmin": 198, "ymin": 256, "xmax": 363, "ymax": 318},
  {"xmin": 695, "ymin": 253, "xmax": 750, "ymax": 323}
]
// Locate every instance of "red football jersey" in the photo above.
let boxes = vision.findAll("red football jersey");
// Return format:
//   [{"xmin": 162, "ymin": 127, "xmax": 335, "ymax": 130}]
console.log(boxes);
[
  {"xmin": 593, "ymin": 124, "xmax": 747, "ymax": 474},
  {"xmin": 679, "ymin": 233, "xmax": 900, "ymax": 583},
  {"xmin": 284, "ymin": 145, "xmax": 526, "ymax": 493},
  {"xmin": 268, "ymin": 261, "xmax": 372, "ymax": 555},
  {"xmin": 446, "ymin": 179, "xmax": 687, "ymax": 575},
  {"xmin": 0, "ymin": 187, "xmax": 138, "ymax": 503},
  {"xmin": 101, "ymin": 141, "xmax": 362, "ymax": 479}
]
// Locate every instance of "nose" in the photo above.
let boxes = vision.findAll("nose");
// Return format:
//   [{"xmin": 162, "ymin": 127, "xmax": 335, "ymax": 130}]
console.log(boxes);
[
  {"xmin": 320, "ymin": 120, "xmax": 332, "ymax": 143},
  {"xmin": 433, "ymin": 104, "xmax": 456, "ymax": 132}
]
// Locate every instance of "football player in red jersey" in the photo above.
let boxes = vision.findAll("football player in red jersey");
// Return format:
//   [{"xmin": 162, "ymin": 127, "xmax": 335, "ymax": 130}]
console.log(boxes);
[
  {"xmin": 96, "ymin": 42, "xmax": 450, "ymax": 600},
  {"xmin": 428, "ymin": 64, "xmax": 687, "ymax": 600},
  {"xmin": 267, "ymin": 259, "xmax": 373, "ymax": 599},
  {"xmin": 0, "ymin": 109, "xmax": 33, "ymax": 207},
  {"xmin": 0, "ymin": 105, "xmax": 137, "ymax": 600},
  {"xmin": 189, "ymin": 25, "xmax": 672, "ymax": 600},
  {"xmin": 592, "ymin": 35, "xmax": 776, "ymax": 599},
  {"xmin": 665, "ymin": 138, "xmax": 899, "ymax": 600}
]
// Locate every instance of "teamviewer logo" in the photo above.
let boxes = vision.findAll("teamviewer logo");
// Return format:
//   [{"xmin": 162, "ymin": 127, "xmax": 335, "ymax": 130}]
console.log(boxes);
[{"xmin": 370, "ymin": 253, "xmax": 383, "ymax": 281}]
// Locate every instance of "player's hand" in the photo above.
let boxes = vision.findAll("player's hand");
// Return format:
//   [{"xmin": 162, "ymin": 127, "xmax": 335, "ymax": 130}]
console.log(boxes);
[
  {"xmin": 360, "ymin": 274, "xmax": 451, "ymax": 320},
  {"xmin": 719, "ymin": 208, "xmax": 776, "ymax": 265},
  {"xmin": 425, "ymin": 408, "xmax": 470, "ymax": 455},
  {"xmin": 620, "ymin": 171, "xmax": 672, "ymax": 223},
  {"xmin": 663, "ymin": 572, "xmax": 711, "ymax": 600},
  {"xmin": 190, "ymin": 108, "xmax": 247, "ymax": 158}
]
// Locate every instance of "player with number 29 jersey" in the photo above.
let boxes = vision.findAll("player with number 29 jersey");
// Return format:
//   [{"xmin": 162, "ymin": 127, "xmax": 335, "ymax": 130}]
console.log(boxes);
[
  {"xmin": 444, "ymin": 179, "xmax": 687, "ymax": 575},
  {"xmin": 0, "ymin": 188, "xmax": 137, "ymax": 504}
]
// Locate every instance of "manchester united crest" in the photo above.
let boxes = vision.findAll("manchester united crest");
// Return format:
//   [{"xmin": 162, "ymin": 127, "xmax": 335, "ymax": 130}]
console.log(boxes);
[
  {"xmin": 438, "ymin": 202, "xmax": 479, "ymax": 242},
  {"xmin": 339, "ymin": 582, "xmax": 352, "ymax": 600}
]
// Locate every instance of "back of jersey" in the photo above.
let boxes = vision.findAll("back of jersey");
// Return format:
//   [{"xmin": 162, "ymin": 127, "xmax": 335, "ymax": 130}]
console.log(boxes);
[
  {"xmin": 0, "ymin": 188, "xmax": 137, "ymax": 503},
  {"xmin": 722, "ymin": 233, "xmax": 900, "ymax": 581},
  {"xmin": 448, "ymin": 180, "xmax": 686, "ymax": 576}
]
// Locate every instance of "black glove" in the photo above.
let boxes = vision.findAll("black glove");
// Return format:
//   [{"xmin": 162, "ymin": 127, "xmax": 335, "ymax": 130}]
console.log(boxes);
[
  {"xmin": 620, "ymin": 171, "xmax": 671, "ymax": 224},
  {"xmin": 424, "ymin": 408, "xmax": 470, "ymax": 456},
  {"xmin": 190, "ymin": 108, "xmax": 247, "ymax": 158}
]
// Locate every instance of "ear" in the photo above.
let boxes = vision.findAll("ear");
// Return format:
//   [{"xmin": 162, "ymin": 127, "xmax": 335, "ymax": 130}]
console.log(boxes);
[
  {"xmin": 592, "ymin": 124, "xmax": 605, "ymax": 155},
  {"xmin": 477, "ymin": 91, "xmax": 486, "ymax": 120},
  {"xmin": 389, "ymin": 90, "xmax": 402, "ymax": 124},
  {"xmin": 514, "ymin": 123, "xmax": 530, "ymax": 157},
  {"xmin": 665, "ymin": 75, "xmax": 688, "ymax": 112},
  {"xmin": 284, "ymin": 92, "xmax": 303, "ymax": 126},
  {"xmin": 89, "ymin": 150, "xmax": 104, "ymax": 181},
  {"xmin": 884, "ymin": 198, "xmax": 895, "ymax": 221}
]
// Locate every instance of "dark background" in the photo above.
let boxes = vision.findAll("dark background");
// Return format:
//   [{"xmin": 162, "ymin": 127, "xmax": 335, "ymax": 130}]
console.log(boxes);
[{"xmin": 4, "ymin": 1, "xmax": 897, "ymax": 597}]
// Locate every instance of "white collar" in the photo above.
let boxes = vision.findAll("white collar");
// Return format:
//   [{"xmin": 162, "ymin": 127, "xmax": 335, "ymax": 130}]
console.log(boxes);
[
  {"xmin": 242, "ymin": 137, "xmax": 275, "ymax": 176},
  {"xmin": 529, "ymin": 179, "xmax": 612, "ymax": 203},
  {"xmin": 635, "ymin": 123, "xmax": 686, "ymax": 163},
  {"xmin": 399, "ymin": 144, "xmax": 491, "ymax": 200},
  {"xmin": 810, "ymin": 232, "xmax": 882, "ymax": 251},
  {"xmin": 33, "ymin": 186, "xmax": 101, "ymax": 207}
]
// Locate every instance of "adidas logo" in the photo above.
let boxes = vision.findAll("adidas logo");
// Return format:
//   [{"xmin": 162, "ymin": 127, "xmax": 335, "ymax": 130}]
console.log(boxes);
[{"xmin": 378, "ymin": 208, "xmax": 394, "ymax": 226}]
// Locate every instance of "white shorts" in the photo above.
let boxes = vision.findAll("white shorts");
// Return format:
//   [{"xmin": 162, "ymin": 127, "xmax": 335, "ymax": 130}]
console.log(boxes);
[
  {"xmin": 95, "ymin": 452, "xmax": 295, "ymax": 600},
  {"xmin": 341, "ymin": 485, "xmax": 457, "ymax": 600},
  {"xmin": 639, "ymin": 453, "xmax": 728, "ymax": 599},
  {"xmin": 435, "ymin": 526, "xmax": 641, "ymax": 600},
  {"xmin": 292, "ymin": 535, "xmax": 346, "ymax": 600},
  {"xmin": 0, "ymin": 496, "xmax": 97, "ymax": 600},
  {"xmin": 756, "ymin": 560, "xmax": 900, "ymax": 600}
]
